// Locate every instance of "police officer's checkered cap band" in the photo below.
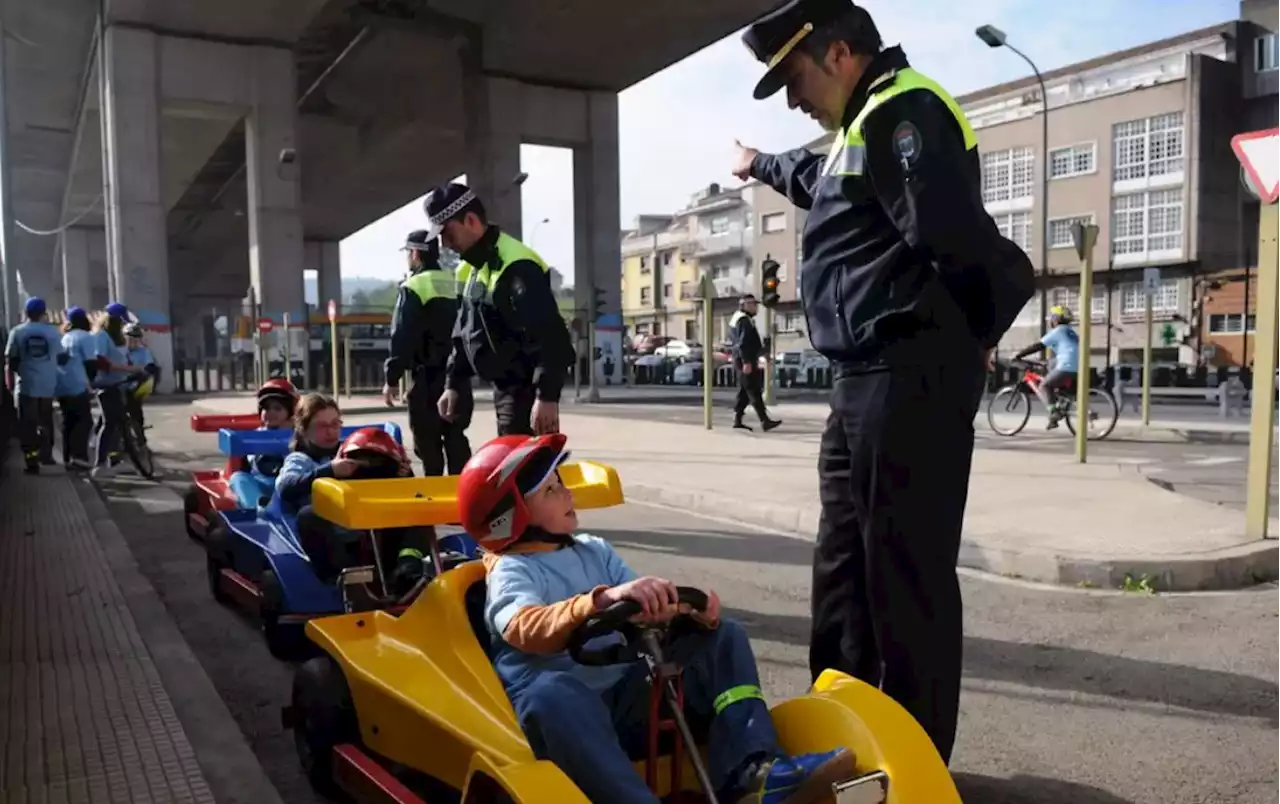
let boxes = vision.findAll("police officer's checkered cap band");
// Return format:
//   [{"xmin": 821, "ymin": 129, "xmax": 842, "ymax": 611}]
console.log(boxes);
[{"xmin": 426, "ymin": 189, "xmax": 476, "ymax": 228}]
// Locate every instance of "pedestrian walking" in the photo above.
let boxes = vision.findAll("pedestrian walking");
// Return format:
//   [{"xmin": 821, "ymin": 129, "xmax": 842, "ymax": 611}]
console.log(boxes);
[
  {"xmin": 55, "ymin": 306, "xmax": 97, "ymax": 469},
  {"xmin": 4, "ymin": 297, "xmax": 65, "ymax": 473},
  {"xmin": 729, "ymin": 293, "xmax": 781, "ymax": 432}
]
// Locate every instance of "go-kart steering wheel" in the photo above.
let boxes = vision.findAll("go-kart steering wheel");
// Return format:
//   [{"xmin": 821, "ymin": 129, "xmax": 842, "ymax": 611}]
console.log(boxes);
[{"xmin": 567, "ymin": 586, "xmax": 710, "ymax": 666}]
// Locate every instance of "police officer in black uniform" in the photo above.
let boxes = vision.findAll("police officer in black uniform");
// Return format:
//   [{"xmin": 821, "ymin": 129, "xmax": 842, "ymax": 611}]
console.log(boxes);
[
  {"xmin": 424, "ymin": 183, "xmax": 574, "ymax": 436},
  {"xmin": 383, "ymin": 229, "xmax": 472, "ymax": 475},
  {"xmin": 736, "ymin": 0, "xmax": 1034, "ymax": 763}
]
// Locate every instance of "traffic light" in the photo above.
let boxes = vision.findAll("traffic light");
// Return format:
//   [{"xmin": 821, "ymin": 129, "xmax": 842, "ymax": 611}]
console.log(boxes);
[
  {"xmin": 592, "ymin": 287, "xmax": 605, "ymax": 321},
  {"xmin": 761, "ymin": 257, "xmax": 781, "ymax": 308}
]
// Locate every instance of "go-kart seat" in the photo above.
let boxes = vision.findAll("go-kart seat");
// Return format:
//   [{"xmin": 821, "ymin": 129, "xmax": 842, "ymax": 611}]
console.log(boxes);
[{"xmin": 465, "ymin": 578, "xmax": 492, "ymax": 658}]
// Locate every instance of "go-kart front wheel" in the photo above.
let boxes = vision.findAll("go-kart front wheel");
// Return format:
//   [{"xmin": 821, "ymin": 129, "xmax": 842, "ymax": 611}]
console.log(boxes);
[
  {"xmin": 260, "ymin": 569, "xmax": 308, "ymax": 661},
  {"xmin": 205, "ymin": 524, "xmax": 231, "ymax": 605},
  {"xmin": 182, "ymin": 484, "xmax": 203, "ymax": 541},
  {"xmin": 292, "ymin": 656, "xmax": 357, "ymax": 799}
]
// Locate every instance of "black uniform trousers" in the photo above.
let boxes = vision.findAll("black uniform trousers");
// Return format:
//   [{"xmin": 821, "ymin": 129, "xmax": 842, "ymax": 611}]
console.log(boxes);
[
  {"xmin": 493, "ymin": 382, "xmax": 537, "ymax": 437},
  {"xmin": 408, "ymin": 369, "xmax": 472, "ymax": 476},
  {"xmin": 17, "ymin": 395, "xmax": 55, "ymax": 463},
  {"xmin": 733, "ymin": 368, "xmax": 769, "ymax": 423},
  {"xmin": 809, "ymin": 350, "xmax": 984, "ymax": 765}
]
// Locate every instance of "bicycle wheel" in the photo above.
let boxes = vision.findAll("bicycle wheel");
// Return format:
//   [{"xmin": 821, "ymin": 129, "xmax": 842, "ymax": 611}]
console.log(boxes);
[
  {"xmin": 1063, "ymin": 388, "xmax": 1119, "ymax": 440},
  {"xmin": 123, "ymin": 417, "xmax": 157, "ymax": 478},
  {"xmin": 987, "ymin": 385, "xmax": 1032, "ymax": 436}
]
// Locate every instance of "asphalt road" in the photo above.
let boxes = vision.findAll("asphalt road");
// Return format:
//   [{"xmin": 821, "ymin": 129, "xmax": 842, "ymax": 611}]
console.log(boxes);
[
  {"xmin": 90, "ymin": 404, "xmax": 1277, "ymax": 804},
  {"xmin": 562, "ymin": 399, "xmax": 1277, "ymax": 513}
]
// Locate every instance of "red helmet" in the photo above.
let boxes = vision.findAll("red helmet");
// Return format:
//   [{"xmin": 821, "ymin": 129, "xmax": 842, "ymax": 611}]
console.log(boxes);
[
  {"xmin": 257, "ymin": 378, "xmax": 299, "ymax": 414},
  {"xmin": 458, "ymin": 434, "xmax": 570, "ymax": 552},
  {"xmin": 337, "ymin": 427, "xmax": 407, "ymax": 469}
]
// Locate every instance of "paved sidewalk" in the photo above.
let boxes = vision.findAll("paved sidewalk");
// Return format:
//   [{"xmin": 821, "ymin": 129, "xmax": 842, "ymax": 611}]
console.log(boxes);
[
  {"xmin": 0, "ymin": 452, "xmax": 282, "ymax": 804},
  {"xmin": 192, "ymin": 394, "xmax": 1278, "ymax": 591}
]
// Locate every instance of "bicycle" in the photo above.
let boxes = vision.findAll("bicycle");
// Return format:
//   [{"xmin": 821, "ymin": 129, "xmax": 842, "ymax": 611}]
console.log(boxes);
[
  {"xmin": 987, "ymin": 359, "xmax": 1119, "ymax": 440},
  {"xmin": 94, "ymin": 373, "xmax": 158, "ymax": 478}
]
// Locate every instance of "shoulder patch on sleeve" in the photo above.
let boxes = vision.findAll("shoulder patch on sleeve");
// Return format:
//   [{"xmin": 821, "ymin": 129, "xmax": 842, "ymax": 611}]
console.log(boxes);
[{"xmin": 892, "ymin": 120, "xmax": 922, "ymax": 166}]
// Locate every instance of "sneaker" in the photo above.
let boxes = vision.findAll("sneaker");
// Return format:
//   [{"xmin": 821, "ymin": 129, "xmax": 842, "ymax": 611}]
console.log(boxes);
[
  {"xmin": 91, "ymin": 463, "xmax": 117, "ymax": 479},
  {"xmin": 761, "ymin": 419, "xmax": 782, "ymax": 432},
  {"xmin": 737, "ymin": 748, "xmax": 856, "ymax": 804},
  {"xmin": 734, "ymin": 421, "xmax": 754, "ymax": 432}
]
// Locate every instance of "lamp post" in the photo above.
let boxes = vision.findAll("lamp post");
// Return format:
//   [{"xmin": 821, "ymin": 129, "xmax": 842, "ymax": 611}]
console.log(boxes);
[
  {"xmin": 530, "ymin": 216, "xmax": 550, "ymax": 248},
  {"xmin": 977, "ymin": 24, "xmax": 1050, "ymax": 336}
]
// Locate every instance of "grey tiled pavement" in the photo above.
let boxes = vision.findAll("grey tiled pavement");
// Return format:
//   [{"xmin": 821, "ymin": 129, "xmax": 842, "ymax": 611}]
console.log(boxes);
[{"xmin": 0, "ymin": 457, "xmax": 215, "ymax": 804}]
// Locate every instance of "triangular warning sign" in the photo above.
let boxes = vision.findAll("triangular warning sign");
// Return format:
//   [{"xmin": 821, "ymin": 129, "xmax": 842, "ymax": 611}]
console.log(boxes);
[{"xmin": 1232, "ymin": 128, "xmax": 1279, "ymax": 205}]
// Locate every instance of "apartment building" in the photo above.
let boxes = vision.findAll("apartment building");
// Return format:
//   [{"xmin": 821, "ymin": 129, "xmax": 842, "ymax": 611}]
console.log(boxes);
[{"xmin": 619, "ymin": 184, "xmax": 753, "ymax": 344}]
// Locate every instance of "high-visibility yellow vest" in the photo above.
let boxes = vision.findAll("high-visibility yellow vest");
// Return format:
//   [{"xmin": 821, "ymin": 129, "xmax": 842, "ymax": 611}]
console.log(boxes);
[
  {"xmin": 401, "ymin": 269, "xmax": 457, "ymax": 303},
  {"xmin": 455, "ymin": 232, "xmax": 549, "ymax": 303},
  {"xmin": 822, "ymin": 67, "xmax": 977, "ymax": 178}
]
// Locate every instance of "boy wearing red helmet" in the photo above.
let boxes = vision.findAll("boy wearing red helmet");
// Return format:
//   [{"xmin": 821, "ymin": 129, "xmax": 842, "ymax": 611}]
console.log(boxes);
[
  {"xmin": 227, "ymin": 379, "xmax": 300, "ymax": 509},
  {"xmin": 460, "ymin": 435, "xmax": 852, "ymax": 804}
]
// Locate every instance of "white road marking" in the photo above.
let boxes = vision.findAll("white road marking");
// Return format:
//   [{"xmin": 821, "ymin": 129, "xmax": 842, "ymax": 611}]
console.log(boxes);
[{"xmin": 1185, "ymin": 456, "xmax": 1242, "ymax": 467}]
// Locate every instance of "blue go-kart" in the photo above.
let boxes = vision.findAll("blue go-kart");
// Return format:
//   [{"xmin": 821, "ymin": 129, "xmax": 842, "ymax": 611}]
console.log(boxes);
[{"xmin": 202, "ymin": 424, "xmax": 480, "ymax": 659}]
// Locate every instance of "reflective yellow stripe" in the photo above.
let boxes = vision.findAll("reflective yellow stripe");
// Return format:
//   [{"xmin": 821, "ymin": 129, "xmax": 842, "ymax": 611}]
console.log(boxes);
[
  {"xmin": 398, "ymin": 548, "xmax": 425, "ymax": 560},
  {"xmin": 403, "ymin": 270, "xmax": 458, "ymax": 304},
  {"xmin": 827, "ymin": 67, "xmax": 977, "ymax": 177},
  {"xmin": 712, "ymin": 684, "xmax": 765, "ymax": 714},
  {"xmin": 457, "ymin": 232, "xmax": 551, "ymax": 299}
]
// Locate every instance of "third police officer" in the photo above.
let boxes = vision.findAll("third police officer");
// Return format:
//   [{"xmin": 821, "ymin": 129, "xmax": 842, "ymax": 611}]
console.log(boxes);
[
  {"xmin": 734, "ymin": 0, "xmax": 1034, "ymax": 764},
  {"xmin": 383, "ymin": 229, "xmax": 472, "ymax": 475},
  {"xmin": 425, "ymin": 182, "xmax": 574, "ymax": 436}
]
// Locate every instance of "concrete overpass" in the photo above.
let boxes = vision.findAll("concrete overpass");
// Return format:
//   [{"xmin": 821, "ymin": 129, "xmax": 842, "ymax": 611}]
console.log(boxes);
[{"xmin": 0, "ymin": 0, "xmax": 777, "ymax": 386}]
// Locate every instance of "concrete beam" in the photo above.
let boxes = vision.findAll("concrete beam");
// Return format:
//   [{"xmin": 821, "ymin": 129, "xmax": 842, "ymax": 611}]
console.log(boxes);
[
  {"xmin": 464, "ymin": 75, "xmax": 523, "ymax": 237},
  {"xmin": 305, "ymin": 239, "xmax": 341, "ymax": 313},
  {"xmin": 573, "ymin": 90, "xmax": 621, "ymax": 323}
]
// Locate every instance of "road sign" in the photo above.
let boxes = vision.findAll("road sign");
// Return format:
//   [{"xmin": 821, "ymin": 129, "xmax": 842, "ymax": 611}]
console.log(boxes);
[
  {"xmin": 327, "ymin": 299, "xmax": 337, "ymax": 323},
  {"xmin": 257, "ymin": 317, "xmax": 273, "ymax": 334},
  {"xmin": 1142, "ymin": 267, "xmax": 1161, "ymax": 294},
  {"xmin": 1232, "ymin": 128, "xmax": 1279, "ymax": 205}
]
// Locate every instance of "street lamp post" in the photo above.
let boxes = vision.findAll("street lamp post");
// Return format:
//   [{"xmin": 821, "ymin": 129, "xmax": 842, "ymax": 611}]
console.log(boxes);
[{"xmin": 977, "ymin": 24, "xmax": 1050, "ymax": 337}]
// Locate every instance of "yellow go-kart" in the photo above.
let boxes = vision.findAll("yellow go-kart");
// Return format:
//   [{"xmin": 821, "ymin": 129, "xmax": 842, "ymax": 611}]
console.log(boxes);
[{"xmin": 284, "ymin": 461, "xmax": 961, "ymax": 804}]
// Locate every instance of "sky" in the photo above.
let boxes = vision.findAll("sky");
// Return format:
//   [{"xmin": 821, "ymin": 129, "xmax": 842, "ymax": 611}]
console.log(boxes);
[{"xmin": 338, "ymin": 0, "xmax": 1242, "ymax": 286}]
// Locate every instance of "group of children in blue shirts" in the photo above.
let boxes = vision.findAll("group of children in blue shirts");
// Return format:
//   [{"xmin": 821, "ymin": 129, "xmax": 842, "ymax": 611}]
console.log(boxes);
[{"xmin": 3, "ymin": 297, "xmax": 157, "ymax": 475}]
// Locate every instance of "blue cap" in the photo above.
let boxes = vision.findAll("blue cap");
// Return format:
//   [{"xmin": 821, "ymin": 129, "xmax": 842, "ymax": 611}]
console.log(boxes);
[
  {"xmin": 24, "ymin": 297, "xmax": 46, "ymax": 318},
  {"xmin": 105, "ymin": 302, "xmax": 129, "ymax": 319},
  {"xmin": 65, "ymin": 305, "xmax": 87, "ymax": 320}
]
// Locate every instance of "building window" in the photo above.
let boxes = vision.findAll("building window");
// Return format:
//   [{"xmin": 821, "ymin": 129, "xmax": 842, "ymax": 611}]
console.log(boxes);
[
  {"xmin": 1120, "ymin": 279, "xmax": 1178, "ymax": 314},
  {"xmin": 1047, "ymin": 215, "xmax": 1095, "ymax": 249},
  {"xmin": 639, "ymin": 256, "xmax": 651, "ymax": 274},
  {"xmin": 710, "ymin": 215, "xmax": 730, "ymax": 235},
  {"xmin": 762, "ymin": 212, "xmax": 786, "ymax": 233},
  {"xmin": 1208, "ymin": 313, "xmax": 1256, "ymax": 334},
  {"xmin": 981, "ymin": 146, "xmax": 1035, "ymax": 206},
  {"xmin": 1049, "ymin": 143, "xmax": 1095, "ymax": 180},
  {"xmin": 1049, "ymin": 286, "xmax": 1106, "ymax": 318},
  {"xmin": 679, "ymin": 281, "xmax": 696, "ymax": 300},
  {"xmin": 1112, "ymin": 189, "xmax": 1183, "ymax": 261},
  {"xmin": 779, "ymin": 312, "xmax": 805, "ymax": 332},
  {"xmin": 663, "ymin": 283, "xmax": 672, "ymax": 299},
  {"xmin": 685, "ymin": 320, "xmax": 699, "ymax": 340},
  {"xmin": 1113, "ymin": 113, "xmax": 1184, "ymax": 184},
  {"xmin": 662, "ymin": 251, "xmax": 672, "ymax": 266},
  {"xmin": 993, "ymin": 211, "xmax": 1033, "ymax": 252},
  {"xmin": 1256, "ymin": 33, "xmax": 1279, "ymax": 73},
  {"xmin": 640, "ymin": 288, "xmax": 651, "ymax": 305},
  {"xmin": 711, "ymin": 264, "xmax": 731, "ymax": 280}
]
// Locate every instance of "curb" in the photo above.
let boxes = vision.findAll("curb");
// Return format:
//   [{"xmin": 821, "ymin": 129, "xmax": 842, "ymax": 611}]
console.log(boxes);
[
  {"xmin": 626, "ymin": 483, "xmax": 1279, "ymax": 592},
  {"xmin": 73, "ymin": 478, "xmax": 286, "ymax": 804}
]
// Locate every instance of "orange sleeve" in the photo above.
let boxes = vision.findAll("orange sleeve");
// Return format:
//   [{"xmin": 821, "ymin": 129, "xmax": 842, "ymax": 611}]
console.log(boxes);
[{"xmin": 502, "ymin": 585, "xmax": 609, "ymax": 654}]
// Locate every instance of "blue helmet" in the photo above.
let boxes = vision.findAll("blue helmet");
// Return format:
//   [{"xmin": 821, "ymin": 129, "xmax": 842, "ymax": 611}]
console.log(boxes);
[
  {"xmin": 104, "ymin": 302, "xmax": 129, "ymax": 319},
  {"xmin": 65, "ymin": 305, "xmax": 88, "ymax": 323},
  {"xmin": 23, "ymin": 297, "xmax": 46, "ymax": 318}
]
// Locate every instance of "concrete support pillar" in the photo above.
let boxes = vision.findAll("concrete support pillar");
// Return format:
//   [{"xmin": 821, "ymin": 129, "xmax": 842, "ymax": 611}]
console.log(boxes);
[
  {"xmin": 465, "ymin": 77, "xmax": 523, "ymax": 237},
  {"xmin": 101, "ymin": 24, "xmax": 173, "ymax": 389},
  {"xmin": 245, "ymin": 46, "xmax": 306, "ymax": 356},
  {"xmin": 88, "ymin": 230, "xmax": 110, "ymax": 310},
  {"xmin": 306, "ymin": 239, "xmax": 342, "ymax": 314},
  {"xmin": 573, "ymin": 91, "xmax": 623, "ymax": 388},
  {"xmin": 60, "ymin": 227, "xmax": 93, "ymax": 311}
]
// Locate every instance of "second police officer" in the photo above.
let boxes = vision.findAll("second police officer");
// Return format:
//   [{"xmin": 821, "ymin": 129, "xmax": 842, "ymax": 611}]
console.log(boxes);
[
  {"xmin": 425, "ymin": 183, "xmax": 574, "ymax": 437},
  {"xmin": 384, "ymin": 229, "xmax": 473, "ymax": 476},
  {"xmin": 735, "ymin": 0, "xmax": 1035, "ymax": 764}
]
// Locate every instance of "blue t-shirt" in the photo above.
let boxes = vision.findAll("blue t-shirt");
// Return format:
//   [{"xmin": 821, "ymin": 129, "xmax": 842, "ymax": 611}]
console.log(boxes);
[
  {"xmin": 55, "ymin": 329, "xmax": 97, "ymax": 397},
  {"xmin": 1040, "ymin": 325, "xmax": 1080, "ymax": 373},
  {"xmin": 91, "ymin": 330, "xmax": 130, "ymax": 388},
  {"xmin": 5, "ymin": 321, "xmax": 65, "ymax": 398},
  {"xmin": 127, "ymin": 345, "xmax": 155, "ymax": 369},
  {"xmin": 485, "ymin": 535, "xmax": 639, "ymax": 698}
]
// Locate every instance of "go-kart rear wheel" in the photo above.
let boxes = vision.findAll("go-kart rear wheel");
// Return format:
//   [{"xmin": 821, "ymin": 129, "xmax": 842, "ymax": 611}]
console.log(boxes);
[
  {"xmin": 182, "ymin": 484, "xmax": 203, "ymax": 541},
  {"xmin": 205, "ymin": 524, "xmax": 231, "ymax": 605},
  {"xmin": 260, "ymin": 569, "xmax": 303, "ymax": 661},
  {"xmin": 292, "ymin": 656, "xmax": 357, "ymax": 799}
]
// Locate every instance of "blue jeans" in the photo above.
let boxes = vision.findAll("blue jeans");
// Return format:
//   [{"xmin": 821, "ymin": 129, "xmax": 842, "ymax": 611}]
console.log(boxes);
[
  {"xmin": 228, "ymin": 471, "xmax": 271, "ymax": 509},
  {"xmin": 512, "ymin": 618, "xmax": 779, "ymax": 804}
]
